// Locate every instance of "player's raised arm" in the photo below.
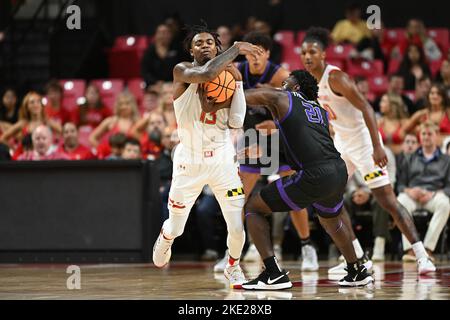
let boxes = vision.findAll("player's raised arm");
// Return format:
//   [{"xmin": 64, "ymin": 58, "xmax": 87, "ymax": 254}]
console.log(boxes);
[
  {"xmin": 173, "ymin": 42, "xmax": 263, "ymax": 84},
  {"xmin": 328, "ymin": 70, "xmax": 388, "ymax": 168},
  {"xmin": 244, "ymin": 88, "xmax": 288, "ymax": 120}
]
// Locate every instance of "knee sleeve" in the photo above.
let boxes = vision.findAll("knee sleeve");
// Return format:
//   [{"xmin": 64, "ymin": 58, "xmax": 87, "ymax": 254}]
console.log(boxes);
[
  {"xmin": 164, "ymin": 189, "xmax": 191, "ymax": 238},
  {"xmin": 222, "ymin": 197, "xmax": 246, "ymax": 259}
]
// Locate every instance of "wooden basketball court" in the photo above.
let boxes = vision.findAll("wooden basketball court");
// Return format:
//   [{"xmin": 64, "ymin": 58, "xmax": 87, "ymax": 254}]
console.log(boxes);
[{"xmin": 0, "ymin": 259, "xmax": 449, "ymax": 300}]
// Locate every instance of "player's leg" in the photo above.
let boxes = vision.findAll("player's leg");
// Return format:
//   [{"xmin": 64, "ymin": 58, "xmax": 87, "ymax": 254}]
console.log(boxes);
[
  {"xmin": 210, "ymin": 163, "xmax": 247, "ymax": 285},
  {"xmin": 328, "ymin": 154, "xmax": 371, "ymax": 274},
  {"xmin": 153, "ymin": 170, "xmax": 203, "ymax": 268},
  {"xmin": 371, "ymin": 184, "xmax": 436, "ymax": 273},
  {"xmin": 239, "ymin": 170, "xmax": 262, "ymax": 261}
]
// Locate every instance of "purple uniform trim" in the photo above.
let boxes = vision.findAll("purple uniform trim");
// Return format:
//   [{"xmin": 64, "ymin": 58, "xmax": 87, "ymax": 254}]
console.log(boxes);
[
  {"xmin": 276, "ymin": 179, "xmax": 301, "ymax": 211},
  {"xmin": 313, "ymin": 200, "xmax": 344, "ymax": 213}
]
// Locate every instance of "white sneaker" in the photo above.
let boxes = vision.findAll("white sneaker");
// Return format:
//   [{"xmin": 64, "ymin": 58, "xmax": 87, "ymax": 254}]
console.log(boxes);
[
  {"xmin": 301, "ymin": 245, "xmax": 319, "ymax": 271},
  {"xmin": 224, "ymin": 264, "xmax": 246, "ymax": 286},
  {"xmin": 274, "ymin": 244, "xmax": 283, "ymax": 261},
  {"xmin": 152, "ymin": 229, "xmax": 173, "ymax": 268},
  {"xmin": 243, "ymin": 244, "xmax": 261, "ymax": 262},
  {"xmin": 328, "ymin": 254, "xmax": 373, "ymax": 275},
  {"xmin": 417, "ymin": 257, "xmax": 436, "ymax": 275},
  {"xmin": 214, "ymin": 251, "xmax": 229, "ymax": 273}
]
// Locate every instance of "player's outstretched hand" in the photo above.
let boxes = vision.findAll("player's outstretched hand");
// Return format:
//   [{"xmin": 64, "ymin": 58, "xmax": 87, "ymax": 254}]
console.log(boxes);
[
  {"xmin": 372, "ymin": 145, "xmax": 388, "ymax": 168},
  {"xmin": 226, "ymin": 64, "xmax": 242, "ymax": 81},
  {"xmin": 234, "ymin": 41, "xmax": 264, "ymax": 58}
]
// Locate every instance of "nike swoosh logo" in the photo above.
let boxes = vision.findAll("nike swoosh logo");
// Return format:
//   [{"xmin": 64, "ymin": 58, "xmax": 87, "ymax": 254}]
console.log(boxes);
[{"xmin": 267, "ymin": 274, "xmax": 284, "ymax": 284}]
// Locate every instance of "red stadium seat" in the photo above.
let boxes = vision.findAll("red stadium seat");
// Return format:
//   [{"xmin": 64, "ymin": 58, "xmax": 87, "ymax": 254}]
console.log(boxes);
[
  {"xmin": 428, "ymin": 28, "xmax": 449, "ymax": 53},
  {"xmin": 109, "ymin": 36, "xmax": 148, "ymax": 80},
  {"xmin": 281, "ymin": 46, "xmax": 301, "ymax": 65},
  {"xmin": 274, "ymin": 30, "xmax": 295, "ymax": 48},
  {"xmin": 347, "ymin": 59, "xmax": 384, "ymax": 78},
  {"xmin": 91, "ymin": 79, "xmax": 124, "ymax": 112},
  {"xmin": 387, "ymin": 58, "xmax": 402, "ymax": 75},
  {"xmin": 127, "ymin": 78, "xmax": 146, "ymax": 105},
  {"xmin": 385, "ymin": 28, "xmax": 406, "ymax": 44},
  {"xmin": 325, "ymin": 44, "xmax": 354, "ymax": 62},
  {"xmin": 296, "ymin": 31, "xmax": 306, "ymax": 46},
  {"xmin": 114, "ymin": 36, "xmax": 149, "ymax": 50},
  {"xmin": 368, "ymin": 76, "xmax": 389, "ymax": 96},
  {"xmin": 58, "ymin": 79, "xmax": 86, "ymax": 112},
  {"xmin": 430, "ymin": 59, "xmax": 444, "ymax": 77},
  {"xmin": 326, "ymin": 59, "xmax": 345, "ymax": 71}
]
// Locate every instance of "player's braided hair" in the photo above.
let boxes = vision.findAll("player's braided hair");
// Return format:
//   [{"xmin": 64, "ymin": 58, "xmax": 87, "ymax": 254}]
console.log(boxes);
[
  {"xmin": 303, "ymin": 27, "xmax": 330, "ymax": 50},
  {"xmin": 183, "ymin": 20, "xmax": 222, "ymax": 53},
  {"xmin": 290, "ymin": 70, "xmax": 319, "ymax": 101}
]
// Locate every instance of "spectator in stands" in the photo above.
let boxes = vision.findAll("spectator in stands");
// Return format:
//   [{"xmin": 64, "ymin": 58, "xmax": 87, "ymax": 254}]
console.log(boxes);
[
  {"xmin": 250, "ymin": 19, "xmax": 282, "ymax": 64},
  {"xmin": 159, "ymin": 127, "xmax": 179, "ymax": 221},
  {"xmin": 58, "ymin": 122, "xmax": 95, "ymax": 160},
  {"xmin": 374, "ymin": 73, "xmax": 414, "ymax": 114},
  {"xmin": 159, "ymin": 82, "xmax": 176, "ymax": 128},
  {"xmin": 414, "ymin": 75, "xmax": 432, "ymax": 111},
  {"xmin": 331, "ymin": 3, "xmax": 370, "ymax": 45},
  {"xmin": 217, "ymin": 25, "xmax": 233, "ymax": 52},
  {"xmin": 397, "ymin": 44, "xmax": 431, "ymax": 91},
  {"xmin": 436, "ymin": 59, "xmax": 450, "ymax": 100},
  {"xmin": 72, "ymin": 83, "xmax": 112, "ymax": 129},
  {"xmin": 141, "ymin": 23, "xmax": 183, "ymax": 86},
  {"xmin": 395, "ymin": 133, "xmax": 419, "ymax": 189},
  {"xmin": 89, "ymin": 92, "xmax": 139, "ymax": 159},
  {"xmin": 44, "ymin": 80, "xmax": 71, "ymax": 126},
  {"xmin": 396, "ymin": 19, "xmax": 442, "ymax": 62},
  {"xmin": 0, "ymin": 87, "xmax": 19, "ymax": 134},
  {"xmin": 132, "ymin": 111, "xmax": 166, "ymax": 160},
  {"xmin": 121, "ymin": 137, "xmax": 142, "ymax": 160},
  {"xmin": 397, "ymin": 121, "xmax": 450, "ymax": 262},
  {"xmin": 105, "ymin": 133, "xmax": 127, "ymax": 160},
  {"xmin": 355, "ymin": 76, "xmax": 375, "ymax": 105},
  {"xmin": 17, "ymin": 125, "xmax": 69, "ymax": 160},
  {"xmin": 405, "ymin": 84, "xmax": 450, "ymax": 145},
  {"xmin": 354, "ymin": 23, "xmax": 388, "ymax": 71},
  {"xmin": 139, "ymin": 88, "xmax": 160, "ymax": 116},
  {"xmin": 0, "ymin": 92, "xmax": 62, "ymax": 149},
  {"xmin": 164, "ymin": 13, "xmax": 188, "ymax": 51},
  {"xmin": 378, "ymin": 93, "xmax": 409, "ymax": 154}
]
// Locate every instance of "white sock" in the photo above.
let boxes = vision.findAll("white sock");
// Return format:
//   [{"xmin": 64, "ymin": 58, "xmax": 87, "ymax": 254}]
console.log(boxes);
[
  {"xmin": 353, "ymin": 239, "xmax": 364, "ymax": 259},
  {"xmin": 412, "ymin": 241, "xmax": 428, "ymax": 260},
  {"xmin": 373, "ymin": 237, "xmax": 385, "ymax": 256}
]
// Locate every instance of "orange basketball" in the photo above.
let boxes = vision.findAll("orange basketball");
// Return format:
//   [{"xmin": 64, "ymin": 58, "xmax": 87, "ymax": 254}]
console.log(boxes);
[{"xmin": 203, "ymin": 70, "xmax": 236, "ymax": 103}]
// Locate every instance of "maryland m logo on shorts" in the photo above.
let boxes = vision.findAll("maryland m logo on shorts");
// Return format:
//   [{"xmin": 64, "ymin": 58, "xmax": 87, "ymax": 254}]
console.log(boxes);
[
  {"xmin": 225, "ymin": 187, "xmax": 245, "ymax": 198},
  {"xmin": 364, "ymin": 169, "xmax": 387, "ymax": 182}
]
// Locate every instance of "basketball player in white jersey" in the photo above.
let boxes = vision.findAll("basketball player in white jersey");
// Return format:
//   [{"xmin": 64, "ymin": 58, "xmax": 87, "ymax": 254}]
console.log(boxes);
[
  {"xmin": 298, "ymin": 27, "xmax": 435, "ymax": 275},
  {"xmin": 152, "ymin": 24, "xmax": 263, "ymax": 285}
]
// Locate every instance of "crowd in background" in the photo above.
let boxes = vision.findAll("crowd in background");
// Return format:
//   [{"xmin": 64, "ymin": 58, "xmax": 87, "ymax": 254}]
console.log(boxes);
[{"xmin": 1, "ymin": 2, "xmax": 449, "ymax": 261}]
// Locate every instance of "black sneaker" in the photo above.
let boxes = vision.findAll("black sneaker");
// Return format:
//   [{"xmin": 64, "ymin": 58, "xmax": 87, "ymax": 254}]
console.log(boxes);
[
  {"xmin": 338, "ymin": 265, "xmax": 374, "ymax": 287},
  {"xmin": 242, "ymin": 269, "xmax": 293, "ymax": 290}
]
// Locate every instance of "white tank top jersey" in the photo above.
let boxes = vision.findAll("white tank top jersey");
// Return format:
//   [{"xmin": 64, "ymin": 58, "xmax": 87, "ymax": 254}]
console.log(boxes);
[
  {"xmin": 317, "ymin": 64, "xmax": 367, "ymax": 137},
  {"xmin": 173, "ymin": 83, "xmax": 235, "ymax": 164}
]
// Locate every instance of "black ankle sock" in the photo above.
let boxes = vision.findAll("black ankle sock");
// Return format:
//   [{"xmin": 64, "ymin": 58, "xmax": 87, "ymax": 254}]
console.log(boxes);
[
  {"xmin": 263, "ymin": 256, "xmax": 282, "ymax": 275},
  {"xmin": 347, "ymin": 261, "xmax": 359, "ymax": 275},
  {"xmin": 301, "ymin": 237, "xmax": 311, "ymax": 247}
]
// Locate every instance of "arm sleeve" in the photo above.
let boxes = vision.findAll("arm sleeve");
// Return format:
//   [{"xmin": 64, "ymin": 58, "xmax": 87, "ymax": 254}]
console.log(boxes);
[{"xmin": 228, "ymin": 81, "xmax": 246, "ymax": 129}]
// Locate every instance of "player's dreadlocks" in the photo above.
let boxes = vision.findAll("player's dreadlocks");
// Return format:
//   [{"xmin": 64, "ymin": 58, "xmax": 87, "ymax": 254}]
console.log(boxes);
[
  {"xmin": 290, "ymin": 70, "xmax": 319, "ymax": 101},
  {"xmin": 303, "ymin": 27, "xmax": 330, "ymax": 50},
  {"xmin": 183, "ymin": 21, "xmax": 222, "ymax": 53}
]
